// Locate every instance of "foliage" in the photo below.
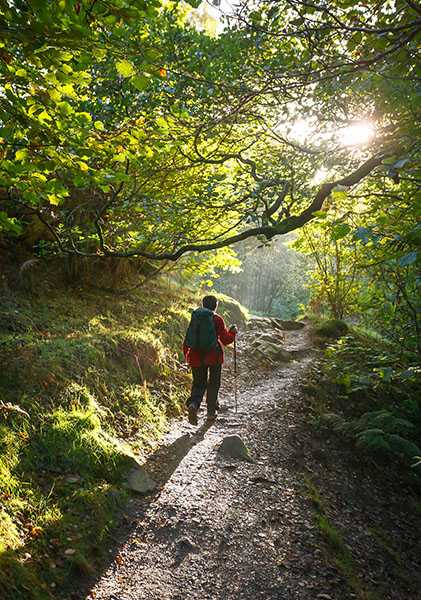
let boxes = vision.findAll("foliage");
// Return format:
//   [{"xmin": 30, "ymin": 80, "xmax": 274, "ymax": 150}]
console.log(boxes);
[
  {"xmin": 308, "ymin": 330, "xmax": 421, "ymax": 482},
  {"xmin": 294, "ymin": 174, "xmax": 420, "ymax": 352},
  {"xmin": 313, "ymin": 319, "xmax": 349, "ymax": 339},
  {"xmin": 0, "ymin": 277, "xmax": 205, "ymax": 599},
  {"xmin": 1, "ymin": 0, "xmax": 418, "ymax": 267}
]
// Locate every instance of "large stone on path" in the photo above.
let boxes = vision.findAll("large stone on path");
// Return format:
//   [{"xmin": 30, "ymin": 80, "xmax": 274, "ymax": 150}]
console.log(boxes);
[
  {"xmin": 124, "ymin": 465, "xmax": 157, "ymax": 494},
  {"xmin": 256, "ymin": 331, "xmax": 285, "ymax": 344},
  {"xmin": 217, "ymin": 435, "xmax": 254, "ymax": 462}
]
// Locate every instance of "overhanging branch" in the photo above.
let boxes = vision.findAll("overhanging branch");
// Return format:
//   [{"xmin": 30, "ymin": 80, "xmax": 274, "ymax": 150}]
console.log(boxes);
[
  {"xmin": 23, "ymin": 153, "xmax": 387, "ymax": 261},
  {"xmin": 105, "ymin": 153, "xmax": 387, "ymax": 261}
]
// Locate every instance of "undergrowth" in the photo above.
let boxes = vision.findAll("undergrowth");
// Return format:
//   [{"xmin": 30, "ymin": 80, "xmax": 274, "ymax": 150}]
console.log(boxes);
[
  {"xmin": 0, "ymin": 277, "xmax": 232, "ymax": 599},
  {"xmin": 304, "ymin": 323, "xmax": 421, "ymax": 485}
]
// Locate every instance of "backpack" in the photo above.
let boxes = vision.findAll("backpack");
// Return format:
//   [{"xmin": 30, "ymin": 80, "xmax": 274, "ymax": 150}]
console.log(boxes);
[{"xmin": 185, "ymin": 308, "xmax": 218, "ymax": 352}]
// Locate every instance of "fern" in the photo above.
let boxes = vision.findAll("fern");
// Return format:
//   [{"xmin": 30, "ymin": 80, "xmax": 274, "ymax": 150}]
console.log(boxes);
[
  {"xmin": 387, "ymin": 435, "xmax": 421, "ymax": 461},
  {"xmin": 355, "ymin": 429, "xmax": 391, "ymax": 452}
]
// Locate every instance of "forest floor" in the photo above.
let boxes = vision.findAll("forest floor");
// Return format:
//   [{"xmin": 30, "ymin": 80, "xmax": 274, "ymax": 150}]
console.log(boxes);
[{"xmin": 80, "ymin": 322, "xmax": 420, "ymax": 600}]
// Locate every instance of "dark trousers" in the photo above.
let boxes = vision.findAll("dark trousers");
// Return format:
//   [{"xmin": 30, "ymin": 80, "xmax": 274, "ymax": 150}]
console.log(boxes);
[{"xmin": 188, "ymin": 364, "xmax": 222, "ymax": 415}]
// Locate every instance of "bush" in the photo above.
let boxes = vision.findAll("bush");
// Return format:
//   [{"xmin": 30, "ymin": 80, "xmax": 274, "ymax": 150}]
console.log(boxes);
[
  {"xmin": 310, "ymin": 329, "xmax": 421, "ymax": 481},
  {"xmin": 314, "ymin": 319, "xmax": 349, "ymax": 339}
]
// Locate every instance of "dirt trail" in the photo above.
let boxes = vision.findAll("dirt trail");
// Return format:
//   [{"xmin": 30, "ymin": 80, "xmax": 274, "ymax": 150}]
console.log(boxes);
[{"xmin": 83, "ymin": 323, "xmax": 420, "ymax": 600}]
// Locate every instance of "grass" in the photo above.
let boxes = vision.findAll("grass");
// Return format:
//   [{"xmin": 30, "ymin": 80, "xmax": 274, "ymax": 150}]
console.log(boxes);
[{"xmin": 1, "ymin": 277, "xmax": 244, "ymax": 598}]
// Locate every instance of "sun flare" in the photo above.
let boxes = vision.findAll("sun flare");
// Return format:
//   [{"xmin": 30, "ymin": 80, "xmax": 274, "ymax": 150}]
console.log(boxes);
[
  {"xmin": 340, "ymin": 121, "xmax": 375, "ymax": 146},
  {"xmin": 289, "ymin": 119, "xmax": 313, "ymax": 142}
]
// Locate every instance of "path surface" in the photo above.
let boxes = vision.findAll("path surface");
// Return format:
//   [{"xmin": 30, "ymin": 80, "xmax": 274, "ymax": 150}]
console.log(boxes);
[{"xmin": 84, "ymin": 323, "xmax": 420, "ymax": 600}]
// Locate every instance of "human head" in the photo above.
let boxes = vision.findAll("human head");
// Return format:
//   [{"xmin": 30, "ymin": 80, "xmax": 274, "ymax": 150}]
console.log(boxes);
[{"xmin": 202, "ymin": 295, "xmax": 218, "ymax": 311}]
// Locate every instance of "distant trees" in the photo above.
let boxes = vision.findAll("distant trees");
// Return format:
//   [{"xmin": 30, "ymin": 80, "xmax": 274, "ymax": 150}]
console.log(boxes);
[{"xmin": 215, "ymin": 237, "xmax": 310, "ymax": 319}]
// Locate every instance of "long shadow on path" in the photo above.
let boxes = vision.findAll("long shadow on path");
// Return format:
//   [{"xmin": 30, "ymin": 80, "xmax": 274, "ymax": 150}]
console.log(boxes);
[{"xmin": 75, "ymin": 420, "xmax": 213, "ymax": 599}]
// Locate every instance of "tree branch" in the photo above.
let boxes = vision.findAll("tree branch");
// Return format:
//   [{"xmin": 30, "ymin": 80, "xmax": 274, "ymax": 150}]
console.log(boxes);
[{"xmin": 104, "ymin": 153, "xmax": 387, "ymax": 261}]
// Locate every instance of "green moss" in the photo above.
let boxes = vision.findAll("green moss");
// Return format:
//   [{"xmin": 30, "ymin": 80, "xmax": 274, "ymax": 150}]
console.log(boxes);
[
  {"xmin": 314, "ymin": 319, "xmax": 349, "ymax": 339},
  {"xmin": 25, "ymin": 407, "xmax": 130, "ymax": 481}
]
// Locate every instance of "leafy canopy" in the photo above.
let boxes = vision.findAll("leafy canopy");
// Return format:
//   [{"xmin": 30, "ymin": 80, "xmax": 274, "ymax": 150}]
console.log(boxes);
[{"xmin": 0, "ymin": 0, "xmax": 419, "ymax": 264}]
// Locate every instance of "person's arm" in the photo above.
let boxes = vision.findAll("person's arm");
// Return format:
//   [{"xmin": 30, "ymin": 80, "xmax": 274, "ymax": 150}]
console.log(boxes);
[{"xmin": 215, "ymin": 315, "xmax": 236, "ymax": 346}]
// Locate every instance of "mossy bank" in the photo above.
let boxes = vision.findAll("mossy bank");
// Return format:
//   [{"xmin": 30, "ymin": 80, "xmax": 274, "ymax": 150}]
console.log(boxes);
[{"xmin": 0, "ymin": 278, "xmax": 246, "ymax": 599}]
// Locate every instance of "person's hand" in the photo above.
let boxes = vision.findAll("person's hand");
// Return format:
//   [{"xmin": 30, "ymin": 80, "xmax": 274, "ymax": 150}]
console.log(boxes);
[{"xmin": 229, "ymin": 324, "xmax": 238, "ymax": 334}]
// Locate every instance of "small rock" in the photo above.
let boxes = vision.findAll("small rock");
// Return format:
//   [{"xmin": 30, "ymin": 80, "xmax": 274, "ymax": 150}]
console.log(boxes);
[
  {"xmin": 250, "ymin": 475, "xmax": 277, "ymax": 485},
  {"xmin": 217, "ymin": 435, "xmax": 254, "ymax": 462},
  {"xmin": 64, "ymin": 548, "xmax": 76, "ymax": 556},
  {"xmin": 124, "ymin": 466, "xmax": 157, "ymax": 494}
]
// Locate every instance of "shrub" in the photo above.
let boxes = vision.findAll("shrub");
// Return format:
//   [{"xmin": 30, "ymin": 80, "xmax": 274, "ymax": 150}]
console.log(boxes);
[{"xmin": 314, "ymin": 319, "xmax": 349, "ymax": 339}]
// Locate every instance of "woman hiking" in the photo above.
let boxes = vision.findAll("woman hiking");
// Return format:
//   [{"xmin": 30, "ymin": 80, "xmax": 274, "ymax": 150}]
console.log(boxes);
[{"xmin": 183, "ymin": 295, "xmax": 237, "ymax": 425}]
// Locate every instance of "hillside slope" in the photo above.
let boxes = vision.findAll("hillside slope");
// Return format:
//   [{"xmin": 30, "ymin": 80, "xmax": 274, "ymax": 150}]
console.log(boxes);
[{"xmin": 0, "ymin": 277, "xmax": 247, "ymax": 599}]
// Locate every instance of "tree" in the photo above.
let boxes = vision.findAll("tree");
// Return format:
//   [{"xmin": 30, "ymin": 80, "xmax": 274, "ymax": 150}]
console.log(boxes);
[
  {"xmin": 0, "ymin": 0, "xmax": 419, "ymax": 266},
  {"xmin": 294, "ymin": 172, "xmax": 420, "ymax": 352}
]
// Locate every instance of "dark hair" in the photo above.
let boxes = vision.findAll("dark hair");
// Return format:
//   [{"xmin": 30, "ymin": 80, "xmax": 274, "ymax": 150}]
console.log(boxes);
[{"xmin": 202, "ymin": 295, "xmax": 218, "ymax": 311}]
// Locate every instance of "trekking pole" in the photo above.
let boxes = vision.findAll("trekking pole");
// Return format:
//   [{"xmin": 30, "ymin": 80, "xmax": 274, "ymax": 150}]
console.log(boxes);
[{"xmin": 233, "ymin": 335, "xmax": 238, "ymax": 413}]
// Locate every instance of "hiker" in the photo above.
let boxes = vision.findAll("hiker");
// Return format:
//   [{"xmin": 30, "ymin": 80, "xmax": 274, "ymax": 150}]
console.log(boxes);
[{"xmin": 183, "ymin": 295, "xmax": 237, "ymax": 425}]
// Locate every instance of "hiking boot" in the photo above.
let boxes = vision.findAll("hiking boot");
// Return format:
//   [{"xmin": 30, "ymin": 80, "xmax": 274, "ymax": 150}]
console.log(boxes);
[
  {"xmin": 206, "ymin": 413, "xmax": 217, "ymax": 423},
  {"xmin": 187, "ymin": 404, "xmax": 198, "ymax": 426}
]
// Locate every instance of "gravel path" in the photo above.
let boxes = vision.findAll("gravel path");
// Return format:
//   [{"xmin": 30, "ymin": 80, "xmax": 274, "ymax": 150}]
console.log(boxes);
[{"xmin": 83, "ymin": 323, "xmax": 420, "ymax": 600}]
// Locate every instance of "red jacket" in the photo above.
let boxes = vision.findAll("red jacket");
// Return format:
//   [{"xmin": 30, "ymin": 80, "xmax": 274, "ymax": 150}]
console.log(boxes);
[{"xmin": 183, "ymin": 313, "xmax": 236, "ymax": 367}]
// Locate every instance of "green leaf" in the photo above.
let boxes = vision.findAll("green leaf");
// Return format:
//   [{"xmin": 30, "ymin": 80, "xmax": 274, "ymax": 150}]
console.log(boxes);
[
  {"xmin": 0, "ymin": 211, "xmax": 23, "ymax": 235},
  {"xmin": 156, "ymin": 116, "xmax": 168, "ymax": 130},
  {"xmin": 78, "ymin": 161, "xmax": 89, "ymax": 172},
  {"xmin": 58, "ymin": 101, "xmax": 73, "ymax": 116},
  {"xmin": 331, "ymin": 223, "xmax": 351, "ymax": 240},
  {"xmin": 131, "ymin": 74, "xmax": 150, "ymax": 91},
  {"xmin": 15, "ymin": 149, "xmax": 28, "ymax": 161},
  {"xmin": 116, "ymin": 60, "xmax": 136, "ymax": 78},
  {"xmin": 47, "ymin": 193, "xmax": 61, "ymax": 206},
  {"xmin": 38, "ymin": 109, "xmax": 52, "ymax": 122},
  {"xmin": 78, "ymin": 112, "xmax": 92, "ymax": 123}
]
